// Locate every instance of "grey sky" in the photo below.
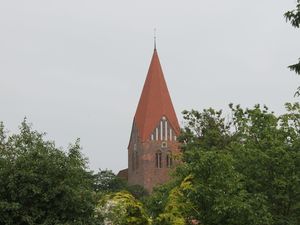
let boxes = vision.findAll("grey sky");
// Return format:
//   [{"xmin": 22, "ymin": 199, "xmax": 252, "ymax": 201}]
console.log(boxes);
[{"xmin": 0, "ymin": 0, "xmax": 299, "ymax": 172}]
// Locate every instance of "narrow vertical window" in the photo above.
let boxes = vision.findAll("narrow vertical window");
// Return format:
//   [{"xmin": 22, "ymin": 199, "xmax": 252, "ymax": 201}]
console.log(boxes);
[
  {"xmin": 166, "ymin": 152, "xmax": 173, "ymax": 168},
  {"xmin": 151, "ymin": 134, "xmax": 154, "ymax": 141},
  {"xmin": 156, "ymin": 128, "xmax": 159, "ymax": 140},
  {"xmin": 170, "ymin": 129, "xmax": 173, "ymax": 141},
  {"xmin": 155, "ymin": 151, "xmax": 162, "ymax": 168},
  {"xmin": 165, "ymin": 121, "xmax": 168, "ymax": 141},
  {"xmin": 160, "ymin": 121, "xmax": 163, "ymax": 140}
]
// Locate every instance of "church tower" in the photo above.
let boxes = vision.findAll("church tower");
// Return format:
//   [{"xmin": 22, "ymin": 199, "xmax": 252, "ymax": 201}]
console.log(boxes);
[{"xmin": 127, "ymin": 47, "xmax": 180, "ymax": 192}]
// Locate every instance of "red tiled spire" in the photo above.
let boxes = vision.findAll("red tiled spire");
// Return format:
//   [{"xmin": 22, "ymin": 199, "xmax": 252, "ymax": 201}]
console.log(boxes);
[{"xmin": 134, "ymin": 49, "xmax": 180, "ymax": 141}]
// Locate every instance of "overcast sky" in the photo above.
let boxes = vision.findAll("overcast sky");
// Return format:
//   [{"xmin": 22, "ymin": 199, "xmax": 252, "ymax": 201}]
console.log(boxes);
[{"xmin": 0, "ymin": 1, "xmax": 299, "ymax": 173}]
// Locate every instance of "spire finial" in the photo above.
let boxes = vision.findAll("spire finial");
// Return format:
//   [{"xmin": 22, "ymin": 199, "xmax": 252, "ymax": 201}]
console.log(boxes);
[{"xmin": 154, "ymin": 28, "xmax": 157, "ymax": 50}]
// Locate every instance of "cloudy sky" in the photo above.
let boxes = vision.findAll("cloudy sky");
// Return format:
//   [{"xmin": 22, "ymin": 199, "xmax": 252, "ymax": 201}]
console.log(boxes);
[{"xmin": 0, "ymin": 0, "xmax": 299, "ymax": 172}]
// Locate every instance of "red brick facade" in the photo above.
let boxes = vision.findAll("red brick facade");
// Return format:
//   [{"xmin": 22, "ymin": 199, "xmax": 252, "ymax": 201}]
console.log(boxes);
[{"xmin": 128, "ymin": 121, "xmax": 180, "ymax": 192}]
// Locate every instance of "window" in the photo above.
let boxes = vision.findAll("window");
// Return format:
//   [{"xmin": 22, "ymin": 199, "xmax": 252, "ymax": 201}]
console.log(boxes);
[
  {"xmin": 160, "ymin": 121, "xmax": 163, "ymax": 140},
  {"xmin": 155, "ymin": 151, "xmax": 162, "ymax": 168},
  {"xmin": 165, "ymin": 120, "xmax": 168, "ymax": 141},
  {"xmin": 166, "ymin": 152, "xmax": 173, "ymax": 168}
]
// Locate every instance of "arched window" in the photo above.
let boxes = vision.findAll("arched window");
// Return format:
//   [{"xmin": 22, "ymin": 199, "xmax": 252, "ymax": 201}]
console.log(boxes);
[
  {"xmin": 155, "ymin": 151, "xmax": 162, "ymax": 168},
  {"xmin": 166, "ymin": 152, "xmax": 173, "ymax": 168}
]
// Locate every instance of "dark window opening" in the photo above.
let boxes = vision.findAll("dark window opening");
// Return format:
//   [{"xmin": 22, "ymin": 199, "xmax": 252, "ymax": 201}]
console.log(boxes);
[
  {"xmin": 166, "ymin": 153, "xmax": 173, "ymax": 168},
  {"xmin": 155, "ymin": 152, "xmax": 162, "ymax": 168}
]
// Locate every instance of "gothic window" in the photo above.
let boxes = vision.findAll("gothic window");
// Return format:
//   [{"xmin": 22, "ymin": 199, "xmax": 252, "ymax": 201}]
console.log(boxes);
[
  {"xmin": 160, "ymin": 121, "xmax": 163, "ymax": 140},
  {"xmin": 166, "ymin": 152, "xmax": 173, "ymax": 168},
  {"xmin": 155, "ymin": 151, "xmax": 162, "ymax": 168},
  {"xmin": 165, "ymin": 120, "xmax": 168, "ymax": 141},
  {"xmin": 149, "ymin": 117, "xmax": 178, "ymax": 142}
]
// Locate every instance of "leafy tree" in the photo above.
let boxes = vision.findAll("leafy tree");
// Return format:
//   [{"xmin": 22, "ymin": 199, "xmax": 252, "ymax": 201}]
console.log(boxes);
[
  {"xmin": 176, "ymin": 147, "xmax": 272, "ymax": 225},
  {"xmin": 285, "ymin": 0, "xmax": 300, "ymax": 95},
  {"xmin": 154, "ymin": 176, "xmax": 194, "ymax": 225},
  {"xmin": 144, "ymin": 181, "xmax": 176, "ymax": 219},
  {"xmin": 93, "ymin": 169, "xmax": 148, "ymax": 201},
  {"xmin": 95, "ymin": 191, "xmax": 150, "ymax": 225},
  {"xmin": 127, "ymin": 184, "xmax": 148, "ymax": 200},
  {"xmin": 93, "ymin": 169, "xmax": 127, "ymax": 193},
  {"xmin": 172, "ymin": 104, "xmax": 300, "ymax": 225},
  {"xmin": 0, "ymin": 119, "xmax": 95, "ymax": 225},
  {"xmin": 229, "ymin": 103, "xmax": 300, "ymax": 225},
  {"xmin": 179, "ymin": 108, "xmax": 232, "ymax": 161}
]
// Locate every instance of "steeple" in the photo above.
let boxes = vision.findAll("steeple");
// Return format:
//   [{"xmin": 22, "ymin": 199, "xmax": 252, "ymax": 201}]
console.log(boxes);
[
  {"xmin": 134, "ymin": 49, "xmax": 180, "ymax": 141},
  {"xmin": 124, "ymin": 46, "xmax": 181, "ymax": 192}
]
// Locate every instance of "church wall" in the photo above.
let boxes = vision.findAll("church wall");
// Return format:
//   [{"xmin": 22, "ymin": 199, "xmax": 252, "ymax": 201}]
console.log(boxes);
[
  {"xmin": 140, "ymin": 140, "xmax": 180, "ymax": 192},
  {"xmin": 128, "ymin": 126, "xmax": 180, "ymax": 192}
]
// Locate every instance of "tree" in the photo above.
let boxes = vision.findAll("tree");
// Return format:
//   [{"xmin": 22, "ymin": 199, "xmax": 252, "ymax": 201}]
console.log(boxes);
[
  {"xmin": 127, "ymin": 184, "xmax": 148, "ymax": 200},
  {"xmin": 93, "ymin": 169, "xmax": 148, "ymax": 201},
  {"xmin": 144, "ymin": 181, "xmax": 176, "ymax": 219},
  {"xmin": 93, "ymin": 169, "xmax": 127, "ymax": 193},
  {"xmin": 229, "ymin": 103, "xmax": 300, "ymax": 225},
  {"xmin": 95, "ymin": 191, "xmax": 150, "ymax": 225},
  {"xmin": 285, "ymin": 0, "xmax": 300, "ymax": 95},
  {"xmin": 153, "ymin": 176, "xmax": 194, "ymax": 225},
  {"xmin": 171, "ymin": 104, "xmax": 300, "ymax": 225},
  {"xmin": 0, "ymin": 119, "xmax": 95, "ymax": 225}
]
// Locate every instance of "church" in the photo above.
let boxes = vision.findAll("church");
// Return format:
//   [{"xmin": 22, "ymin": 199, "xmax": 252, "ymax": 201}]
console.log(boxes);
[{"xmin": 118, "ymin": 45, "xmax": 180, "ymax": 192}]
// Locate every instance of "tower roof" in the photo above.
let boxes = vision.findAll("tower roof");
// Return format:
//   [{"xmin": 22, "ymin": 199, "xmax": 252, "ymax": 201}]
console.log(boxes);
[{"xmin": 134, "ymin": 49, "xmax": 180, "ymax": 141}]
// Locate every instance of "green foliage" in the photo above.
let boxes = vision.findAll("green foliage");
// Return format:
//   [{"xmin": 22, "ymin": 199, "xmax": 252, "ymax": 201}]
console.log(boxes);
[
  {"xmin": 0, "ymin": 119, "xmax": 95, "ymax": 225},
  {"xmin": 93, "ymin": 169, "xmax": 127, "ymax": 193},
  {"xmin": 179, "ymin": 108, "xmax": 231, "ymax": 160},
  {"xmin": 154, "ymin": 176, "xmax": 194, "ymax": 225},
  {"xmin": 93, "ymin": 169, "xmax": 148, "ymax": 202},
  {"xmin": 174, "ymin": 104, "xmax": 300, "ymax": 225},
  {"xmin": 2, "ymin": 105, "xmax": 299, "ymax": 225},
  {"xmin": 289, "ymin": 58, "xmax": 300, "ymax": 76},
  {"xmin": 127, "ymin": 184, "xmax": 148, "ymax": 200},
  {"xmin": 285, "ymin": 0, "xmax": 300, "ymax": 28},
  {"xmin": 284, "ymin": 0, "xmax": 300, "ymax": 95},
  {"xmin": 95, "ymin": 191, "xmax": 150, "ymax": 225},
  {"xmin": 144, "ymin": 181, "xmax": 176, "ymax": 219},
  {"xmin": 230, "ymin": 103, "xmax": 300, "ymax": 225}
]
